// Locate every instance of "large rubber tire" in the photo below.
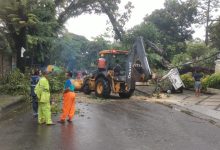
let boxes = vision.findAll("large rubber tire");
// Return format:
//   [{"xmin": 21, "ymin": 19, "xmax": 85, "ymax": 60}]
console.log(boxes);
[
  {"xmin": 95, "ymin": 77, "xmax": 110, "ymax": 98},
  {"xmin": 119, "ymin": 89, "xmax": 134, "ymax": 98},
  {"xmin": 82, "ymin": 80, "xmax": 91, "ymax": 95}
]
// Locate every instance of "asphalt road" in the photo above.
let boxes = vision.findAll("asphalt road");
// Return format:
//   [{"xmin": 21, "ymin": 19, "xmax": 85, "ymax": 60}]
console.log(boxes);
[{"xmin": 0, "ymin": 94, "xmax": 220, "ymax": 150}]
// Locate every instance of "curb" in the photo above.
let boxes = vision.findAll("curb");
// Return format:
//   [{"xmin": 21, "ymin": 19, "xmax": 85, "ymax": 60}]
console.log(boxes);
[
  {"xmin": 156, "ymin": 100, "xmax": 220, "ymax": 127},
  {"xmin": 170, "ymin": 103, "xmax": 220, "ymax": 127},
  {"xmin": 0, "ymin": 96, "xmax": 29, "ymax": 120},
  {"xmin": 135, "ymin": 89, "xmax": 220, "ymax": 126}
]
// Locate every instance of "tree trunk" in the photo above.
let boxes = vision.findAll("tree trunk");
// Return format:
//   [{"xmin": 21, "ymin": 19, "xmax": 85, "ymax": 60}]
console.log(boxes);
[
  {"xmin": 15, "ymin": 27, "xmax": 27, "ymax": 73},
  {"xmin": 16, "ymin": 3, "xmax": 28, "ymax": 72},
  {"xmin": 205, "ymin": 0, "xmax": 211, "ymax": 46},
  {"xmin": 15, "ymin": 40, "xmax": 25, "ymax": 72},
  {"xmin": 98, "ymin": 1, "xmax": 124, "ymax": 42}
]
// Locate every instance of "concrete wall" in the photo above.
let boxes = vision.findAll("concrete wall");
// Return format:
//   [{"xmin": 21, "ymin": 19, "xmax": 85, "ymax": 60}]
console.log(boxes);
[
  {"xmin": 0, "ymin": 52, "xmax": 16, "ymax": 77},
  {"xmin": 215, "ymin": 59, "xmax": 220, "ymax": 73}
]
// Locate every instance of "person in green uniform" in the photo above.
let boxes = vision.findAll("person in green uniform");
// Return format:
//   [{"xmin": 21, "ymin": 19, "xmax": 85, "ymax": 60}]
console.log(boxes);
[{"xmin": 35, "ymin": 70, "xmax": 55, "ymax": 125}]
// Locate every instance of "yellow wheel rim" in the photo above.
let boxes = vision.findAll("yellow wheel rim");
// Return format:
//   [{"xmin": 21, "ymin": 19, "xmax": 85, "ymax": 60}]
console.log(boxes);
[{"xmin": 97, "ymin": 82, "xmax": 103, "ymax": 94}]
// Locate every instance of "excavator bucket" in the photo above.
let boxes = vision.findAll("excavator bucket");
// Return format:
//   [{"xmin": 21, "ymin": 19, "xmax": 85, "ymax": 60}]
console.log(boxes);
[{"xmin": 126, "ymin": 36, "xmax": 152, "ymax": 90}]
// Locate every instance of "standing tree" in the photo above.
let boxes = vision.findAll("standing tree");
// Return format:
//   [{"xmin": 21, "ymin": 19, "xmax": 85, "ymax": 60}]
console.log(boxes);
[
  {"xmin": 143, "ymin": 0, "xmax": 197, "ymax": 63},
  {"xmin": 99, "ymin": 1, "xmax": 134, "ymax": 41},
  {"xmin": 56, "ymin": 0, "xmax": 133, "ymax": 42},
  {"xmin": 0, "ymin": 0, "xmax": 56, "ymax": 70},
  {"xmin": 0, "ymin": 0, "xmax": 133, "ymax": 71},
  {"xmin": 197, "ymin": 0, "xmax": 220, "ymax": 45},
  {"xmin": 50, "ymin": 33, "xmax": 89, "ymax": 70},
  {"xmin": 209, "ymin": 18, "xmax": 220, "ymax": 49},
  {"xmin": 0, "ymin": 0, "xmax": 30, "ymax": 71},
  {"xmin": 145, "ymin": 0, "xmax": 197, "ymax": 45}
]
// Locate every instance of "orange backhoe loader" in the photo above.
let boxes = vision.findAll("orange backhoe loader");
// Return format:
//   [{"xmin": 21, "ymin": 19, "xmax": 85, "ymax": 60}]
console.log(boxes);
[{"xmin": 79, "ymin": 36, "xmax": 152, "ymax": 98}]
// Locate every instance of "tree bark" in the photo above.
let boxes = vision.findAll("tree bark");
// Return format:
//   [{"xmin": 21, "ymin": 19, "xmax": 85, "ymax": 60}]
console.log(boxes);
[
  {"xmin": 57, "ymin": 0, "xmax": 97, "ymax": 25},
  {"xmin": 205, "ymin": 0, "xmax": 211, "ymax": 46},
  {"xmin": 98, "ymin": 1, "xmax": 124, "ymax": 42},
  {"xmin": 15, "ymin": 28, "xmax": 26, "ymax": 73}
]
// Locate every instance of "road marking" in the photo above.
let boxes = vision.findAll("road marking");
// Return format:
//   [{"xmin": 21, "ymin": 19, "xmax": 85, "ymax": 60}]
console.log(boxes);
[{"xmin": 195, "ymin": 96, "xmax": 212, "ymax": 105}]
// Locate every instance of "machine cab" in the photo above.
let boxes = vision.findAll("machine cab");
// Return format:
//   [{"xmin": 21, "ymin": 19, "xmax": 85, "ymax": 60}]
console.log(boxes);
[{"xmin": 98, "ymin": 50, "xmax": 128, "ymax": 77}]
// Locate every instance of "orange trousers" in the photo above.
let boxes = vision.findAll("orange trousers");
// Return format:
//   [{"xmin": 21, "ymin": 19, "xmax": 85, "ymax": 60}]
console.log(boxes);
[{"xmin": 60, "ymin": 91, "xmax": 76, "ymax": 121}]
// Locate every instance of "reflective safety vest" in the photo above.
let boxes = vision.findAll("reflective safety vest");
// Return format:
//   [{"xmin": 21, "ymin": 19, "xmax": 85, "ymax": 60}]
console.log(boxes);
[{"xmin": 34, "ymin": 77, "xmax": 50, "ymax": 103}]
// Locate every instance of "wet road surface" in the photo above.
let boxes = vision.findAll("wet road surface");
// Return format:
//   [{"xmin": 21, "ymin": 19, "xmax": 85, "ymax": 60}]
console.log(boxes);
[{"xmin": 0, "ymin": 94, "xmax": 220, "ymax": 150}]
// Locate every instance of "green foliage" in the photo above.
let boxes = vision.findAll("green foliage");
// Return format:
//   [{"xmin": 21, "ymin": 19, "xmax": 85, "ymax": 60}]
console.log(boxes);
[
  {"xmin": 171, "ymin": 40, "xmax": 218, "ymax": 68},
  {"xmin": 186, "ymin": 41, "xmax": 209, "ymax": 59},
  {"xmin": 206, "ymin": 73, "xmax": 220, "ymax": 89},
  {"xmin": 197, "ymin": 0, "xmax": 220, "ymax": 45},
  {"xmin": 201, "ymin": 75, "xmax": 210, "ymax": 91},
  {"xmin": 142, "ymin": 0, "xmax": 197, "ymax": 61},
  {"xmin": 160, "ymin": 79, "xmax": 173, "ymax": 93},
  {"xmin": 122, "ymin": 0, "xmax": 198, "ymax": 68},
  {"xmin": 181, "ymin": 72, "xmax": 220, "ymax": 90},
  {"xmin": 0, "ymin": 0, "xmax": 60, "ymax": 70},
  {"xmin": 0, "ymin": 69, "xmax": 30, "ymax": 97},
  {"xmin": 147, "ymin": 0, "xmax": 196, "ymax": 36},
  {"xmin": 48, "ymin": 73, "xmax": 66, "ymax": 93},
  {"xmin": 210, "ymin": 19, "xmax": 220, "ymax": 49},
  {"xmin": 172, "ymin": 53, "xmax": 192, "ymax": 67},
  {"xmin": 123, "ymin": 23, "xmax": 166, "ymax": 68},
  {"xmin": 124, "ymin": 23, "xmax": 160, "ymax": 44},
  {"xmin": 103, "ymin": 1, "xmax": 134, "ymax": 41},
  {"xmin": 26, "ymin": 0, "xmax": 59, "ymax": 64},
  {"xmin": 0, "ymin": 0, "xmax": 127, "ymax": 70},
  {"xmin": 0, "ymin": 31, "xmax": 12, "ymax": 54},
  {"xmin": 197, "ymin": 0, "xmax": 220, "ymax": 24},
  {"xmin": 50, "ymin": 33, "xmax": 85, "ymax": 70},
  {"xmin": 50, "ymin": 33, "xmax": 113, "ymax": 71},
  {"xmin": 148, "ymin": 53, "xmax": 164, "ymax": 69},
  {"xmin": 180, "ymin": 73, "xmax": 194, "ymax": 89}
]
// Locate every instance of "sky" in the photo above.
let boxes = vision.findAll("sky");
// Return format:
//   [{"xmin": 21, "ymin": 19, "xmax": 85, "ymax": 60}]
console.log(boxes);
[{"xmin": 65, "ymin": 0, "xmax": 204, "ymax": 41}]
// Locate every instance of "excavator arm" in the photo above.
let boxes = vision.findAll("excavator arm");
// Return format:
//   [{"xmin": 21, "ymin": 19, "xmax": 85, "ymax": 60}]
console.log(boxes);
[{"xmin": 126, "ymin": 36, "xmax": 152, "ymax": 90}]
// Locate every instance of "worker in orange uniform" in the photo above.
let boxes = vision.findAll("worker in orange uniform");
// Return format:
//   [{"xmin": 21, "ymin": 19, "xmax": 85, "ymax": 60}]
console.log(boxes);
[
  {"xmin": 57, "ymin": 72, "xmax": 76, "ymax": 124},
  {"xmin": 98, "ymin": 57, "xmax": 106, "ymax": 71}
]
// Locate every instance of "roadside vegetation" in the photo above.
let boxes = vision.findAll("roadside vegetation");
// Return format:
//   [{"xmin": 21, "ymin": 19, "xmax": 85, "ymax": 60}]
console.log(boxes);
[
  {"xmin": 0, "ymin": 68, "xmax": 66, "ymax": 114},
  {"xmin": 0, "ymin": 0, "xmax": 220, "ymax": 96},
  {"xmin": 0, "ymin": 69, "xmax": 30, "ymax": 97},
  {"xmin": 181, "ymin": 73, "xmax": 220, "ymax": 91}
]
